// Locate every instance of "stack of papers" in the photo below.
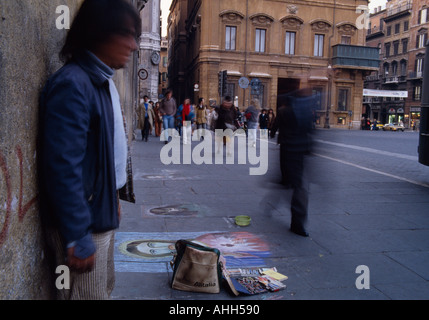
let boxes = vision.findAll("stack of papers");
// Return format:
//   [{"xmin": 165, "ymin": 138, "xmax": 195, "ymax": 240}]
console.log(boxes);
[{"xmin": 224, "ymin": 267, "xmax": 288, "ymax": 295}]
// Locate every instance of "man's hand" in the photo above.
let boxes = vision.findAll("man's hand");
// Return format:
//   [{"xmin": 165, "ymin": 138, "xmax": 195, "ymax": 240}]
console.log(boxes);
[{"xmin": 67, "ymin": 246, "xmax": 95, "ymax": 273}]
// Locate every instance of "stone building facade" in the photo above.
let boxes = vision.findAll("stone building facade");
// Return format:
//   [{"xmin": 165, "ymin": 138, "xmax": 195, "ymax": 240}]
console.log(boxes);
[
  {"xmin": 167, "ymin": 0, "xmax": 379, "ymax": 129},
  {"xmin": 138, "ymin": 0, "xmax": 161, "ymax": 102},
  {"xmin": 364, "ymin": 0, "xmax": 428, "ymax": 127},
  {"xmin": 159, "ymin": 37, "xmax": 169, "ymax": 97},
  {"xmin": 408, "ymin": 0, "xmax": 428, "ymax": 127}
]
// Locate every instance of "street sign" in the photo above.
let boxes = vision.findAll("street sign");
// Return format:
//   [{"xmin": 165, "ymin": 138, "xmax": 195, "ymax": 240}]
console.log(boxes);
[
  {"xmin": 250, "ymin": 78, "xmax": 261, "ymax": 88},
  {"xmin": 238, "ymin": 77, "xmax": 249, "ymax": 89},
  {"xmin": 151, "ymin": 51, "xmax": 160, "ymax": 65},
  {"xmin": 250, "ymin": 78, "xmax": 261, "ymax": 95},
  {"xmin": 138, "ymin": 68, "xmax": 148, "ymax": 80}
]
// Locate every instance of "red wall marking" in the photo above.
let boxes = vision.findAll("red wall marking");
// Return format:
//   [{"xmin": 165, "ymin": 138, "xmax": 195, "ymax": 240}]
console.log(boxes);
[{"xmin": 0, "ymin": 147, "xmax": 38, "ymax": 247}]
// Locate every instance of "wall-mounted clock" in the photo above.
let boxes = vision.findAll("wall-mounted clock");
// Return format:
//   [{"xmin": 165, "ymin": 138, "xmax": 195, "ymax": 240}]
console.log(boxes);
[{"xmin": 151, "ymin": 51, "xmax": 160, "ymax": 65}]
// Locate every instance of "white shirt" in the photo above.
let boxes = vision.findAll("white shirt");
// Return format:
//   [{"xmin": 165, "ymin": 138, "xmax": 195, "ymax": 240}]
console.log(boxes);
[{"xmin": 108, "ymin": 78, "xmax": 127, "ymax": 190}]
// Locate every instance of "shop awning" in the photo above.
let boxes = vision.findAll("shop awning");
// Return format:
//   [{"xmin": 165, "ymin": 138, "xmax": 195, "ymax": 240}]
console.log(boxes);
[{"xmin": 363, "ymin": 89, "xmax": 408, "ymax": 98}]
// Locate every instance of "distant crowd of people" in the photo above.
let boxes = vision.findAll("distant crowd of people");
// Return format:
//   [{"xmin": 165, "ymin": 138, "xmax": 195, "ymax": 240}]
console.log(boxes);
[{"xmin": 136, "ymin": 89, "xmax": 278, "ymax": 145}]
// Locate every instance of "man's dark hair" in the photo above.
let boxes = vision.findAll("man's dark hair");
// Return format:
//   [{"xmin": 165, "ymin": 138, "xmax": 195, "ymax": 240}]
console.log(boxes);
[
  {"xmin": 60, "ymin": 0, "xmax": 142, "ymax": 62},
  {"xmin": 223, "ymin": 95, "xmax": 232, "ymax": 102}
]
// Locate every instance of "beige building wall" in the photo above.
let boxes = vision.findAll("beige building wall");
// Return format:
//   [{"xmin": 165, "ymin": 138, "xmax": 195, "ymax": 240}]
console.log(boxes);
[{"xmin": 169, "ymin": 0, "xmax": 377, "ymax": 129}]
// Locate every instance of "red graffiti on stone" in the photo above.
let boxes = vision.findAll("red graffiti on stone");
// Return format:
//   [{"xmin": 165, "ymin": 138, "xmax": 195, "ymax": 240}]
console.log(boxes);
[{"xmin": 0, "ymin": 146, "xmax": 38, "ymax": 247}]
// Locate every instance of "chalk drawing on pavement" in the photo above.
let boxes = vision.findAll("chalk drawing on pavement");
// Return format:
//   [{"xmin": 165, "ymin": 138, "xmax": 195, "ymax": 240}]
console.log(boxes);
[
  {"xmin": 148, "ymin": 204, "xmax": 199, "ymax": 217},
  {"xmin": 115, "ymin": 231, "xmax": 271, "ymax": 273}
]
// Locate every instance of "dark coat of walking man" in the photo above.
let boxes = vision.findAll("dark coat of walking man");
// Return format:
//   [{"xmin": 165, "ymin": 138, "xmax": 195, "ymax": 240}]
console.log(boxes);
[
  {"xmin": 38, "ymin": 0, "xmax": 140, "ymax": 299},
  {"xmin": 270, "ymin": 88, "xmax": 315, "ymax": 237}
]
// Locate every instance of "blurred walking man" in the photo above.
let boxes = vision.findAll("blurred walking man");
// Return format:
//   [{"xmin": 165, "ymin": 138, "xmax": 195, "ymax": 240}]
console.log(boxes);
[{"xmin": 271, "ymin": 88, "xmax": 315, "ymax": 237}]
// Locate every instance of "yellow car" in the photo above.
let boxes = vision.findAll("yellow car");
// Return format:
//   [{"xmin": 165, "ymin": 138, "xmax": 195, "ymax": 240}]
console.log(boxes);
[{"xmin": 382, "ymin": 123, "xmax": 405, "ymax": 132}]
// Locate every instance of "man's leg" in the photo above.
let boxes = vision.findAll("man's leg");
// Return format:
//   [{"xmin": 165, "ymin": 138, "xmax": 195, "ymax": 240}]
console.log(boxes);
[
  {"xmin": 68, "ymin": 230, "xmax": 116, "ymax": 300},
  {"xmin": 163, "ymin": 116, "xmax": 170, "ymax": 142},
  {"xmin": 106, "ymin": 231, "xmax": 116, "ymax": 296},
  {"xmin": 281, "ymin": 149, "xmax": 309, "ymax": 236},
  {"xmin": 143, "ymin": 118, "xmax": 150, "ymax": 141},
  {"xmin": 290, "ymin": 185, "xmax": 309, "ymax": 236},
  {"xmin": 290, "ymin": 154, "xmax": 309, "ymax": 236},
  {"xmin": 48, "ymin": 229, "xmax": 116, "ymax": 300}
]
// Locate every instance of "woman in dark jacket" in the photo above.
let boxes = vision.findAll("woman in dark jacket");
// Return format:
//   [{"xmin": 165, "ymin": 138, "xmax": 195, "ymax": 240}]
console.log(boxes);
[
  {"xmin": 259, "ymin": 109, "xmax": 268, "ymax": 129},
  {"xmin": 215, "ymin": 96, "xmax": 236, "ymax": 155},
  {"xmin": 267, "ymin": 108, "xmax": 276, "ymax": 137}
]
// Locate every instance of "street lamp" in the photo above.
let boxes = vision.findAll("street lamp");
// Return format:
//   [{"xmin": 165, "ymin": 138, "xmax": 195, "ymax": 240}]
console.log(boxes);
[{"xmin": 324, "ymin": 65, "xmax": 333, "ymax": 129}]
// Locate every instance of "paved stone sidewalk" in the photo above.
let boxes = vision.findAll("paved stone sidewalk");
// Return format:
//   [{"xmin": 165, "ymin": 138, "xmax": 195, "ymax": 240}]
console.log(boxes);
[{"xmin": 112, "ymin": 131, "xmax": 429, "ymax": 300}]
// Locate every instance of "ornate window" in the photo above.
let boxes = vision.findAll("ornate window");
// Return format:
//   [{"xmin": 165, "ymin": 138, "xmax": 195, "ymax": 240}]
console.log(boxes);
[
  {"xmin": 416, "ymin": 54, "xmax": 424, "ymax": 76},
  {"xmin": 337, "ymin": 88, "xmax": 349, "ymax": 111},
  {"xmin": 310, "ymin": 19, "xmax": 331, "ymax": 57},
  {"xmin": 336, "ymin": 22, "xmax": 357, "ymax": 45},
  {"xmin": 250, "ymin": 13, "xmax": 274, "ymax": 53},
  {"xmin": 255, "ymin": 28, "xmax": 266, "ymax": 53},
  {"xmin": 419, "ymin": 7, "xmax": 428, "ymax": 24},
  {"xmin": 280, "ymin": 15, "xmax": 303, "ymax": 55},
  {"xmin": 416, "ymin": 29, "xmax": 427, "ymax": 48},
  {"xmin": 285, "ymin": 31, "xmax": 296, "ymax": 55},
  {"xmin": 314, "ymin": 34, "xmax": 324, "ymax": 57},
  {"xmin": 402, "ymin": 38, "xmax": 408, "ymax": 54},
  {"xmin": 219, "ymin": 10, "xmax": 244, "ymax": 51},
  {"xmin": 400, "ymin": 59, "xmax": 407, "ymax": 76}
]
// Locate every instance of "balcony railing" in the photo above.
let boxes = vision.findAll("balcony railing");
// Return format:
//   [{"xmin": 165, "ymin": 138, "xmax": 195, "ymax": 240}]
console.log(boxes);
[
  {"xmin": 365, "ymin": 75, "xmax": 379, "ymax": 81},
  {"xmin": 386, "ymin": 2, "xmax": 412, "ymax": 18},
  {"xmin": 408, "ymin": 71, "xmax": 423, "ymax": 79},
  {"xmin": 363, "ymin": 96, "xmax": 382, "ymax": 103},
  {"xmin": 385, "ymin": 76, "xmax": 399, "ymax": 83},
  {"xmin": 332, "ymin": 44, "xmax": 380, "ymax": 70}
]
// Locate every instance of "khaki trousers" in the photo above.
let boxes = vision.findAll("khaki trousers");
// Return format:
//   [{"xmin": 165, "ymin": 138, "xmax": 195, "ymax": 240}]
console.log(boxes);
[{"xmin": 47, "ymin": 229, "xmax": 116, "ymax": 300}]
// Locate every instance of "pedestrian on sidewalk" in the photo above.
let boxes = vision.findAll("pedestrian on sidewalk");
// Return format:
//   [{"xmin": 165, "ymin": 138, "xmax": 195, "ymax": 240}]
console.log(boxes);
[
  {"xmin": 270, "ymin": 88, "xmax": 314, "ymax": 237},
  {"xmin": 259, "ymin": 109, "xmax": 268, "ymax": 138},
  {"xmin": 206, "ymin": 104, "xmax": 218, "ymax": 131},
  {"xmin": 159, "ymin": 89, "xmax": 177, "ymax": 144},
  {"xmin": 176, "ymin": 98, "xmax": 195, "ymax": 144},
  {"xmin": 38, "ymin": 0, "xmax": 140, "ymax": 299},
  {"xmin": 153, "ymin": 101, "xmax": 163, "ymax": 137},
  {"xmin": 195, "ymin": 97, "xmax": 208, "ymax": 140},
  {"xmin": 245, "ymin": 99, "xmax": 260, "ymax": 148},
  {"xmin": 267, "ymin": 108, "xmax": 276, "ymax": 138},
  {"xmin": 215, "ymin": 96, "xmax": 237, "ymax": 156},
  {"xmin": 136, "ymin": 95, "xmax": 154, "ymax": 142},
  {"xmin": 235, "ymin": 106, "xmax": 244, "ymax": 130}
]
